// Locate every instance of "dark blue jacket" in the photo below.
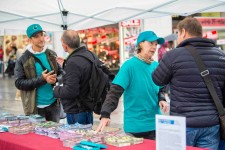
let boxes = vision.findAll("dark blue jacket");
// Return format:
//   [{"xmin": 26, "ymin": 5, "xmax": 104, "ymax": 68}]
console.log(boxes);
[{"xmin": 152, "ymin": 37, "xmax": 225, "ymax": 128}]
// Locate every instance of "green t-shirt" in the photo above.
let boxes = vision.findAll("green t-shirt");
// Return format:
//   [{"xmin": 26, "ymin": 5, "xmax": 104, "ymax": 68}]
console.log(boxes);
[
  {"xmin": 113, "ymin": 56, "xmax": 161, "ymax": 133},
  {"xmin": 34, "ymin": 52, "xmax": 56, "ymax": 106}
]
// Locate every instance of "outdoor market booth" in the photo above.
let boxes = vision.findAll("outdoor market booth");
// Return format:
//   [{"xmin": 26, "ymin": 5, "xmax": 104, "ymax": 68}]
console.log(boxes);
[
  {"xmin": 0, "ymin": 0, "xmax": 225, "ymax": 149},
  {"xmin": 0, "ymin": 114, "xmax": 208, "ymax": 150}
]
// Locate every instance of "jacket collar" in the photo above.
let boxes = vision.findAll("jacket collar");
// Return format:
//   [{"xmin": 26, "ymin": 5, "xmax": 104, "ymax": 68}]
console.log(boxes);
[
  {"xmin": 27, "ymin": 44, "xmax": 47, "ymax": 54},
  {"xmin": 66, "ymin": 46, "xmax": 87, "ymax": 61},
  {"xmin": 177, "ymin": 37, "xmax": 216, "ymax": 48}
]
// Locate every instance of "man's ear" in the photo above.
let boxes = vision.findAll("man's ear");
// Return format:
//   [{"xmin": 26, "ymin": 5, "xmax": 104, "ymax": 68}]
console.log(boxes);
[
  {"xmin": 65, "ymin": 45, "xmax": 68, "ymax": 51},
  {"xmin": 62, "ymin": 42, "xmax": 67, "ymax": 49},
  {"xmin": 139, "ymin": 42, "xmax": 143, "ymax": 49},
  {"xmin": 28, "ymin": 38, "xmax": 32, "ymax": 43},
  {"xmin": 181, "ymin": 28, "xmax": 186, "ymax": 39}
]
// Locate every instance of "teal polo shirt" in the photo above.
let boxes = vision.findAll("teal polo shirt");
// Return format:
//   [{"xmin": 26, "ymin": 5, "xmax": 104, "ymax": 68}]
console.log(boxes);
[{"xmin": 113, "ymin": 56, "xmax": 161, "ymax": 133}]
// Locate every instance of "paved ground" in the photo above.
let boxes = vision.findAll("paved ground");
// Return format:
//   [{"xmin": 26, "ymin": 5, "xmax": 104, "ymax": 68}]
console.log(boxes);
[
  {"xmin": 0, "ymin": 75, "xmax": 124, "ymax": 128},
  {"xmin": 0, "ymin": 76, "xmax": 24, "ymax": 115}
]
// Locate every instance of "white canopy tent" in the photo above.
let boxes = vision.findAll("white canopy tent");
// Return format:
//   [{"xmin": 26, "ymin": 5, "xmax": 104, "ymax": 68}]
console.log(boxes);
[{"xmin": 0, "ymin": 0, "xmax": 225, "ymax": 31}]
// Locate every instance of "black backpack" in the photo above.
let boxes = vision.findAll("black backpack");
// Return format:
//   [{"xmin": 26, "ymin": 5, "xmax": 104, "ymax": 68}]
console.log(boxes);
[{"xmin": 75, "ymin": 51, "xmax": 115, "ymax": 115}]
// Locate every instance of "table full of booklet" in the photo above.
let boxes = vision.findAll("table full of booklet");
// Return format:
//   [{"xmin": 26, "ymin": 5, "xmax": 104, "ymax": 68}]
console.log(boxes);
[{"xmin": 0, "ymin": 113, "xmax": 144, "ymax": 149}]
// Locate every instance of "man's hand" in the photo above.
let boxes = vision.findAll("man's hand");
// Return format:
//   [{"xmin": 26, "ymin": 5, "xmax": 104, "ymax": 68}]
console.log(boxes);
[
  {"xmin": 96, "ymin": 118, "xmax": 111, "ymax": 133},
  {"xmin": 56, "ymin": 57, "xmax": 65, "ymax": 67},
  {"xmin": 159, "ymin": 100, "xmax": 169, "ymax": 113},
  {"xmin": 46, "ymin": 73, "xmax": 57, "ymax": 84},
  {"xmin": 42, "ymin": 70, "xmax": 57, "ymax": 84}
]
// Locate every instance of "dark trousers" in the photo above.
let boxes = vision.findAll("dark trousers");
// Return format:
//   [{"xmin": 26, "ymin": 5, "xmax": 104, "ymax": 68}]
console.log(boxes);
[
  {"xmin": 37, "ymin": 100, "xmax": 60, "ymax": 123},
  {"xmin": 128, "ymin": 130, "xmax": 156, "ymax": 140},
  {"xmin": 219, "ymin": 140, "xmax": 225, "ymax": 150}
]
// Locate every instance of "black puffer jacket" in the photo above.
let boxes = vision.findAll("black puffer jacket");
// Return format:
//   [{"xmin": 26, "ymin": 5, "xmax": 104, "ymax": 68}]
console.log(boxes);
[
  {"xmin": 152, "ymin": 37, "xmax": 225, "ymax": 128},
  {"xmin": 54, "ymin": 46, "xmax": 93, "ymax": 113}
]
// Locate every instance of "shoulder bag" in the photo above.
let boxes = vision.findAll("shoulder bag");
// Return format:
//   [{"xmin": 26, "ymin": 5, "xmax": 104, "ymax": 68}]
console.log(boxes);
[{"xmin": 185, "ymin": 45, "xmax": 225, "ymax": 139}]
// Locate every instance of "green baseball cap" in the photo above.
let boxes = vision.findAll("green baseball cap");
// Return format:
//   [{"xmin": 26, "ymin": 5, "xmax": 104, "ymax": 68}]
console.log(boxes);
[
  {"xmin": 26, "ymin": 24, "xmax": 44, "ymax": 38},
  {"xmin": 136, "ymin": 31, "xmax": 165, "ymax": 46}
]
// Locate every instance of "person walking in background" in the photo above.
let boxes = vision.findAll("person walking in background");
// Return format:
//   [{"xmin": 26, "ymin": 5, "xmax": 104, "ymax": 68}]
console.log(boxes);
[
  {"xmin": 96, "ymin": 31, "xmax": 169, "ymax": 140},
  {"xmin": 5, "ymin": 46, "xmax": 17, "ymax": 78},
  {"xmin": 15, "ymin": 38, "xmax": 29, "ymax": 101},
  {"xmin": 0, "ymin": 45, "xmax": 3, "ymax": 75},
  {"xmin": 152, "ymin": 17, "xmax": 225, "ymax": 150},
  {"xmin": 54, "ymin": 30, "xmax": 100, "ymax": 125},
  {"xmin": 158, "ymin": 41, "xmax": 169, "ymax": 61},
  {"xmin": 14, "ymin": 24, "xmax": 62, "ymax": 122}
]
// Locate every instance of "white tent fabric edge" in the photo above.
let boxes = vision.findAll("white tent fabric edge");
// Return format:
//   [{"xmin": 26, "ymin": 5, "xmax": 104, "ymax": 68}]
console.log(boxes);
[{"xmin": 0, "ymin": 0, "xmax": 224, "ymax": 31}]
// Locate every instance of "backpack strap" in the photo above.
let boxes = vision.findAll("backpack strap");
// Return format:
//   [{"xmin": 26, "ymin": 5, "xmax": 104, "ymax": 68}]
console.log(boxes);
[
  {"xmin": 75, "ymin": 51, "xmax": 115, "ymax": 81},
  {"xmin": 185, "ymin": 45, "xmax": 225, "ymax": 116},
  {"xmin": 25, "ymin": 50, "xmax": 47, "ymax": 71},
  {"xmin": 74, "ymin": 50, "xmax": 102, "ymax": 66}
]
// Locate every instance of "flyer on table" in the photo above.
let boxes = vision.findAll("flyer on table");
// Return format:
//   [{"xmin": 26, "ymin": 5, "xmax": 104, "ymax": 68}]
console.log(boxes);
[{"xmin": 156, "ymin": 115, "xmax": 186, "ymax": 150}]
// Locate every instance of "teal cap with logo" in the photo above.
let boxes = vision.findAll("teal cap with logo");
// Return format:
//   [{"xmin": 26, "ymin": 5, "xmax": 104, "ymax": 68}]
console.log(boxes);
[
  {"xmin": 136, "ymin": 31, "xmax": 165, "ymax": 46},
  {"xmin": 26, "ymin": 24, "xmax": 44, "ymax": 38}
]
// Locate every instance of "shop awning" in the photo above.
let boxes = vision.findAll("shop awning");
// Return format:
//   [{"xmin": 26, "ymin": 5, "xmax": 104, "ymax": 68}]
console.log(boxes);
[{"xmin": 0, "ymin": 0, "xmax": 224, "ymax": 31}]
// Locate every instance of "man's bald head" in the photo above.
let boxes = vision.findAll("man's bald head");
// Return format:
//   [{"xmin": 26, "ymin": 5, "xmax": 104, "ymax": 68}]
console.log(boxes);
[{"xmin": 61, "ymin": 30, "xmax": 80, "ymax": 49}]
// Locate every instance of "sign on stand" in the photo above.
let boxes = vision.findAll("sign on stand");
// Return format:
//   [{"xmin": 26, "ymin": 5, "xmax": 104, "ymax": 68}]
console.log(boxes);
[{"xmin": 156, "ymin": 115, "xmax": 186, "ymax": 150}]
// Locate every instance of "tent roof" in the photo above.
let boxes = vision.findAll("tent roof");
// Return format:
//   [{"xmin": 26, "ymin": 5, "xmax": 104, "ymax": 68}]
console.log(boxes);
[{"xmin": 0, "ymin": 0, "xmax": 225, "ymax": 31}]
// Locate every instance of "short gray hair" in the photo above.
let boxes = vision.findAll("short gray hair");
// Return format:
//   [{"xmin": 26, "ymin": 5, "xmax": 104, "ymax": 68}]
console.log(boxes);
[{"xmin": 61, "ymin": 30, "xmax": 80, "ymax": 49}]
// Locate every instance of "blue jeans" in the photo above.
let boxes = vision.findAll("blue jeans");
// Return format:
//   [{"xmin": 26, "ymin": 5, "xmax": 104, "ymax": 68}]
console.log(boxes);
[
  {"xmin": 66, "ymin": 112, "xmax": 93, "ymax": 125},
  {"xmin": 186, "ymin": 125, "xmax": 220, "ymax": 150},
  {"xmin": 219, "ymin": 140, "xmax": 225, "ymax": 150}
]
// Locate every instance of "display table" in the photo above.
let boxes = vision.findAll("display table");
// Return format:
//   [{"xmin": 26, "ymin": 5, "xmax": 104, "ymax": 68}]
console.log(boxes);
[{"xmin": 0, "ymin": 132, "xmax": 207, "ymax": 150}]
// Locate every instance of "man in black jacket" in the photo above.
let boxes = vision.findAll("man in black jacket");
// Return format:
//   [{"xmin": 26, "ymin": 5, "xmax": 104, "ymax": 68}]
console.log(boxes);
[
  {"xmin": 152, "ymin": 17, "xmax": 225, "ymax": 150},
  {"xmin": 54, "ymin": 30, "xmax": 95, "ymax": 125}
]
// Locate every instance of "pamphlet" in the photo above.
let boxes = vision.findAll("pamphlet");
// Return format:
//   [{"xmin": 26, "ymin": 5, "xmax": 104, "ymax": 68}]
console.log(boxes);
[{"xmin": 156, "ymin": 115, "xmax": 186, "ymax": 150}]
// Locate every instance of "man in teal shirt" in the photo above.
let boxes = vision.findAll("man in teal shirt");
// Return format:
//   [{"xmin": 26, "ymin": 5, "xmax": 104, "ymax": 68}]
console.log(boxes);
[
  {"xmin": 15, "ymin": 24, "xmax": 62, "ymax": 122},
  {"xmin": 97, "ymin": 31, "xmax": 169, "ymax": 139}
]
